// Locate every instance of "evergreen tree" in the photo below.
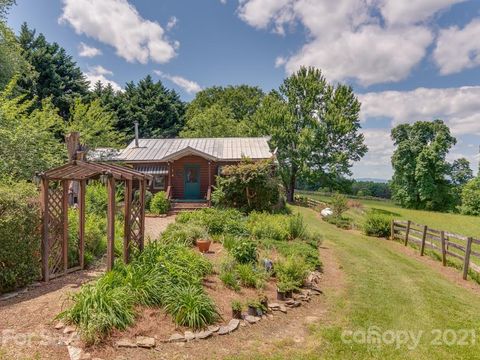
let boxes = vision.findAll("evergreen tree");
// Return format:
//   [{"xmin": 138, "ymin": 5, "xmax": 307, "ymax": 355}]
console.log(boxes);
[
  {"xmin": 17, "ymin": 23, "xmax": 89, "ymax": 119},
  {"xmin": 115, "ymin": 75, "xmax": 185, "ymax": 139}
]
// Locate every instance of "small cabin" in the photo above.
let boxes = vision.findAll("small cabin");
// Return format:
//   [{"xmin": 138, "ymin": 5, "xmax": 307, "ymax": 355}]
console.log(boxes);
[{"xmin": 116, "ymin": 136, "xmax": 273, "ymax": 205}]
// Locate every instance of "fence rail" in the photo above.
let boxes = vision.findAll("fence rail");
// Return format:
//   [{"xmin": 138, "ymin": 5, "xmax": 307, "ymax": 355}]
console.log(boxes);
[
  {"xmin": 391, "ymin": 220, "xmax": 479, "ymax": 280},
  {"xmin": 294, "ymin": 195, "xmax": 326, "ymax": 210}
]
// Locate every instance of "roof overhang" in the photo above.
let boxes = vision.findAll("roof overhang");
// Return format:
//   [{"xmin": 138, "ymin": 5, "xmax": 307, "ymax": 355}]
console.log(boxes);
[{"xmin": 161, "ymin": 146, "xmax": 218, "ymax": 162}]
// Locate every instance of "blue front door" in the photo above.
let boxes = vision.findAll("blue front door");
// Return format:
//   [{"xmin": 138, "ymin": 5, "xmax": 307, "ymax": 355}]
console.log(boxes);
[{"xmin": 184, "ymin": 164, "xmax": 201, "ymax": 199}]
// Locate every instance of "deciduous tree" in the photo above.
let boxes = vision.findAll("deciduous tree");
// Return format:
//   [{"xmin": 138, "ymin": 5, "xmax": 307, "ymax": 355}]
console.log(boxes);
[{"xmin": 254, "ymin": 67, "xmax": 367, "ymax": 202}]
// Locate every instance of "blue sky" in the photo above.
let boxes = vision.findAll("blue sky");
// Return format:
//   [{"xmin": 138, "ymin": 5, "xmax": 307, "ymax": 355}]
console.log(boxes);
[{"xmin": 7, "ymin": 0, "xmax": 480, "ymax": 180}]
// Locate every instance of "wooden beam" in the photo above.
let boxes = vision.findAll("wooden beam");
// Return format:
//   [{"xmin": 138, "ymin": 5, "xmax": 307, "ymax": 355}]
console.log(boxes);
[
  {"xmin": 420, "ymin": 225, "xmax": 428, "ymax": 256},
  {"xmin": 404, "ymin": 220, "xmax": 411, "ymax": 246},
  {"xmin": 40, "ymin": 178, "xmax": 50, "ymax": 282},
  {"xmin": 106, "ymin": 176, "xmax": 116, "ymax": 270},
  {"xmin": 62, "ymin": 180, "xmax": 69, "ymax": 273},
  {"xmin": 463, "ymin": 237, "xmax": 473, "ymax": 280},
  {"xmin": 78, "ymin": 180, "xmax": 86, "ymax": 269},
  {"xmin": 123, "ymin": 179, "xmax": 132, "ymax": 263},
  {"xmin": 440, "ymin": 230, "xmax": 446, "ymax": 267},
  {"xmin": 139, "ymin": 179, "xmax": 146, "ymax": 251}
]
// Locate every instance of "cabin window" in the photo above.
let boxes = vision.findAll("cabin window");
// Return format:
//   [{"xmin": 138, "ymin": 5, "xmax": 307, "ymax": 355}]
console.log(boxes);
[{"xmin": 152, "ymin": 175, "xmax": 166, "ymax": 190}]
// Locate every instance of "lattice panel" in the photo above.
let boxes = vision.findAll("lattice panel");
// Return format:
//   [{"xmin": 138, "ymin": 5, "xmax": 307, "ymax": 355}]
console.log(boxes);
[
  {"xmin": 47, "ymin": 186, "xmax": 64, "ymax": 276},
  {"xmin": 129, "ymin": 198, "xmax": 143, "ymax": 251}
]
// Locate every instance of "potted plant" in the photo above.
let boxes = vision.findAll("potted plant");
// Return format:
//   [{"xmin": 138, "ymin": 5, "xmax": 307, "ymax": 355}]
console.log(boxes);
[
  {"xmin": 247, "ymin": 299, "xmax": 261, "ymax": 316},
  {"xmin": 277, "ymin": 280, "xmax": 295, "ymax": 301},
  {"xmin": 258, "ymin": 294, "xmax": 268, "ymax": 310},
  {"xmin": 231, "ymin": 300, "xmax": 243, "ymax": 319},
  {"xmin": 196, "ymin": 229, "xmax": 212, "ymax": 253}
]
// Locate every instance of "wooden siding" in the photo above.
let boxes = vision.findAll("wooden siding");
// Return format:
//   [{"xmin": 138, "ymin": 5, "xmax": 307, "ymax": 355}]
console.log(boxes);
[{"xmin": 171, "ymin": 155, "xmax": 216, "ymax": 199}]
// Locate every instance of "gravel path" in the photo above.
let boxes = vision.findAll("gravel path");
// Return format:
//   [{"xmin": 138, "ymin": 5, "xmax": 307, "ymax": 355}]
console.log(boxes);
[{"xmin": 144, "ymin": 215, "xmax": 176, "ymax": 241}]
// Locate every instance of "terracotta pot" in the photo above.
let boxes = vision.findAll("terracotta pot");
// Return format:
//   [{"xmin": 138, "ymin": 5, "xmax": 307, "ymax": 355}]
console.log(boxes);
[
  {"xmin": 232, "ymin": 309, "xmax": 242, "ymax": 319},
  {"xmin": 196, "ymin": 239, "xmax": 211, "ymax": 253}
]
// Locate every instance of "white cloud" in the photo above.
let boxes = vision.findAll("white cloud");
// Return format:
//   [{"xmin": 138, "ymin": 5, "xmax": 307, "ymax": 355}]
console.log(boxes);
[
  {"xmin": 220, "ymin": 0, "xmax": 227, "ymax": 4},
  {"xmin": 236, "ymin": 0, "xmax": 464, "ymax": 86},
  {"xmin": 59, "ymin": 0, "xmax": 177, "ymax": 64},
  {"xmin": 154, "ymin": 70, "xmax": 202, "ymax": 94},
  {"xmin": 434, "ymin": 18, "xmax": 480, "ymax": 75},
  {"xmin": 78, "ymin": 42, "xmax": 102, "ymax": 57},
  {"xmin": 85, "ymin": 65, "xmax": 122, "ymax": 92},
  {"xmin": 166, "ymin": 16, "xmax": 178, "ymax": 31},
  {"xmin": 359, "ymin": 86, "xmax": 480, "ymax": 136}
]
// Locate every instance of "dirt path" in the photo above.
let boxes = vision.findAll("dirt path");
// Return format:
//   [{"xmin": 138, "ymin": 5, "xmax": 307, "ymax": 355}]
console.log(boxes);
[{"xmin": 145, "ymin": 215, "xmax": 176, "ymax": 240}]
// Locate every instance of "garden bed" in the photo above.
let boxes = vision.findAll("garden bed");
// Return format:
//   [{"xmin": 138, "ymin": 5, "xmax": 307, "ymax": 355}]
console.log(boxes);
[{"xmin": 54, "ymin": 207, "xmax": 323, "ymax": 356}]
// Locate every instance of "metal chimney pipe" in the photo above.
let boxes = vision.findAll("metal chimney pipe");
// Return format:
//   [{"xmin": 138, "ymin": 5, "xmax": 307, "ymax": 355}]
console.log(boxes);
[{"xmin": 134, "ymin": 121, "xmax": 139, "ymax": 147}]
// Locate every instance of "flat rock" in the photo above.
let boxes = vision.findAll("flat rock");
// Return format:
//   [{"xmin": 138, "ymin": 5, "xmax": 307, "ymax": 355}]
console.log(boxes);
[
  {"xmin": 228, "ymin": 318, "xmax": 240, "ymax": 332},
  {"xmin": 168, "ymin": 333, "xmax": 185, "ymax": 343},
  {"xmin": 207, "ymin": 325, "xmax": 220, "ymax": 333},
  {"xmin": 195, "ymin": 330, "xmax": 212, "ymax": 340},
  {"xmin": 286, "ymin": 300, "xmax": 301, "ymax": 308},
  {"xmin": 0, "ymin": 291, "xmax": 18, "ymax": 301},
  {"xmin": 55, "ymin": 321, "xmax": 65, "ymax": 330},
  {"xmin": 116, "ymin": 338, "xmax": 137, "ymax": 348},
  {"xmin": 63, "ymin": 326, "xmax": 76, "ymax": 334},
  {"xmin": 136, "ymin": 336, "xmax": 156, "ymax": 348},
  {"xmin": 268, "ymin": 303, "xmax": 280, "ymax": 310},
  {"xmin": 244, "ymin": 315, "xmax": 260, "ymax": 324},
  {"xmin": 279, "ymin": 305, "xmax": 287, "ymax": 313},
  {"xmin": 67, "ymin": 346, "xmax": 82, "ymax": 360},
  {"xmin": 184, "ymin": 331, "xmax": 195, "ymax": 341}
]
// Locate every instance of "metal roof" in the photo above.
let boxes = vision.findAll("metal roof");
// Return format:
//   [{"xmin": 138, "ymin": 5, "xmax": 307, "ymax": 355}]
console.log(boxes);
[
  {"xmin": 134, "ymin": 165, "xmax": 168, "ymax": 175},
  {"xmin": 118, "ymin": 137, "xmax": 273, "ymax": 162}
]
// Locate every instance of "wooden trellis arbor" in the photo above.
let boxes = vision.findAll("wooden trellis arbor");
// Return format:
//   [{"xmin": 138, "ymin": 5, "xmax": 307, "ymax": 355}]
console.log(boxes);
[{"xmin": 38, "ymin": 133, "xmax": 151, "ymax": 281}]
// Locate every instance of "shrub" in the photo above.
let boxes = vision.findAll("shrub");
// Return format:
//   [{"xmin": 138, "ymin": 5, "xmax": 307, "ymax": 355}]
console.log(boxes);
[
  {"xmin": 86, "ymin": 181, "xmax": 107, "ymax": 215},
  {"xmin": 163, "ymin": 284, "xmax": 219, "ymax": 329},
  {"xmin": 231, "ymin": 239, "xmax": 257, "ymax": 264},
  {"xmin": 161, "ymin": 222, "xmax": 207, "ymax": 247},
  {"xmin": 275, "ymin": 256, "xmax": 309, "ymax": 291},
  {"xmin": 331, "ymin": 193, "xmax": 349, "ymax": 218},
  {"xmin": 460, "ymin": 177, "xmax": 480, "ymax": 215},
  {"xmin": 150, "ymin": 191, "xmax": 170, "ymax": 214},
  {"xmin": 176, "ymin": 208, "xmax": 247, "ymax": 236},
  {"xmin": 0, "ymin": 181, "xmax": 41, "ymax": 293},
  {"xmin": 235, "ymin": 263, "xmax": 267, "ymax": 289},
  {"xmin": 58, "ymin": 280, "xmax": 135, "ymax": 344},
  {"xmin": 247, "ymin": 212, "xmax": 289, "ymax": 241},
  {"xmin": 288, "ymin": 214, "xmax": 306, "ymax": 240},
  {"xmin": 323, "ymin": 215, "xmax": 352, "ymax": 229},
  {"xmin": 261, "ymin": 238, "xmax": 321, "ymax": 270},
  {"xmin": 219, "ymin": 262, "xmax": 240, "ymax": 291},
  {"xmin": 363, "ymin": 211, "xmax": 392, "ymax": 237},
  {"xmin": 212, "ymin": 159, "xmax": 282, "ymax": 212},
  {"xmin": 231, "ymin": 300, "xmax": 243, "ymax": 311}
]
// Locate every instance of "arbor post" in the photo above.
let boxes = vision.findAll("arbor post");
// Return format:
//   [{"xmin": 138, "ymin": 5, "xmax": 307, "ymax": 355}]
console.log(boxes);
[
  {"xmin": 106, "ymin": 176, "xmax": 116, "ymax": 270},
  {"xmin": 78, "ymin": 180, "xmax": 86, "ymax": 269},
  {"xmin": 123, "ymin": 179, "xmax": 132, "ymax": 263},
  {"xmin": 62, "ymin": 180, "xmax": 69, "ymax": 273},
  {"xmin": 40, "ymin": 177, "xmax": 50, "ymax": 282}
]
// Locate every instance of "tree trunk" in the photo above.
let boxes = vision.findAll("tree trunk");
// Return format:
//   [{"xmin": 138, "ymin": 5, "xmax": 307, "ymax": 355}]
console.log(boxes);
[{"xmin": 287, "ymin": 173, "xmax": 296, "ymax": 203}]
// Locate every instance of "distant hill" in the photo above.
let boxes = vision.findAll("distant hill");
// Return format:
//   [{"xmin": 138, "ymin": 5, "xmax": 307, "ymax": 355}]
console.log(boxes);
[{"xmin": 355, "ymin": 178, "xmax": 389, "ymax": 183}]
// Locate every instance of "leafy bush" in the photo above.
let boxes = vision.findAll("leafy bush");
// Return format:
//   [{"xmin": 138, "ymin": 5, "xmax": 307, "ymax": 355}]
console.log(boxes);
[
  {"xmin": 275, "ymin": 256, "xmax": 309, "ymax": 292},
  {"xmin": 247, "ymin": 212, "xmax": 289, "ymax": 241},
  {"xmin": 86, "ymin": 182, "xmax": 107, "ymax": 215},
  {"xmin": 0, "ymin": 181, "xmax": 40, "ymax": 293},
  {"xmin": 144, "ymin": 190, "xmax": 153, "ymax": 211},
  {"xmin": 288, "ymin": 214, "xmax": 306, "ymax": 240},
  {"xmin": 60, "ymin": 242, "xmax": 217, "ymax": 342},
  {"xmin": 212, "ymin": 159, "xmax": 282, "ymax": 212},
  {"xmin": 163, "ymin": 284, "xmax": 219, "ymax": 329},
  {"xmin": 323, "ymin": 215, "xmax": 352, "ymax": 229},
  {"xmin": 161, "ymin": 222, "xmax": 207, "ymax": 247},
  {"xmin": 261, "ymin": 237, "xmax": 322, "ymax": 270},
  {"xmin": 150, "ymin": 191, "xmax": 170, "ymax": 214},
  {"xmin": 331, "ymin": 193, "xmax": 349, "ymax": 218},
  {"xmin": 176, "ymin": 208, "xmax": 247, "ymax": 236},
  {"xmin": 363, "ymin": 211, "xmax": 392, "ymax": 237},
  {"xmin": 235, "ymin": 263, "xmax": 267, "ymax": 289},
  {"xmin": 460, "ymin": 177, "xmax": 480, "ymax": 215},
  {"xmin": 231, "ymin": 239, "xmax": 257, "ymax": 264}
]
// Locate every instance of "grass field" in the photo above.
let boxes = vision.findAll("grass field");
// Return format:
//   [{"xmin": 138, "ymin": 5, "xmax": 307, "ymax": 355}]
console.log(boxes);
[
  {"xmin": 297, "ymin": 190, "xmax": 480, "ymax": 239},
  {"xmin": 274, "ymin": 206, "xmax": 480, "ymax": 359}
]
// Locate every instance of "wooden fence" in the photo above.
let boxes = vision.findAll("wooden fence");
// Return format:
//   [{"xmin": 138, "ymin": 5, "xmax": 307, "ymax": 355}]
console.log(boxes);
[
  {"xmin": 391, "ymin": 220, "xmax": 480, "ymax": 280},
  {"xmin": 294, "ymin": 195, "xmax": 326, "ymax": 210}
]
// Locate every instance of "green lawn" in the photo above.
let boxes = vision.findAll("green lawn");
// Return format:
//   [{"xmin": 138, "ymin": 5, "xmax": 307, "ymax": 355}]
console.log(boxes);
[
  {"xmin": 298, "ymin": 191, "xmax": 480, "ymax": 239},
  {"xmin": 281, "ymin": 206, "xmax": 480, "ymax": 359}
]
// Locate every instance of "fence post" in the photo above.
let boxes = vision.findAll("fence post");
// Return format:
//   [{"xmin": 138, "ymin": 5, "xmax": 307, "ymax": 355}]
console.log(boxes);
[
  {"xmin": 420, "ymin": 225, "xmax": 428, "ymax": 256},
  {"xmin": 463, "ymin": 237, "xmax": 473, "ymax": 280},
  {"xmin": 390, "ymin": 220, "xmax": 394, "ymax": 240},
  {"xmin": 404, "ymin": 220, "xmax": 411, "ymax": 246},
  {"xmin": 440, "ymin": 231, "xmax": 446, "ymax": 266}
]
